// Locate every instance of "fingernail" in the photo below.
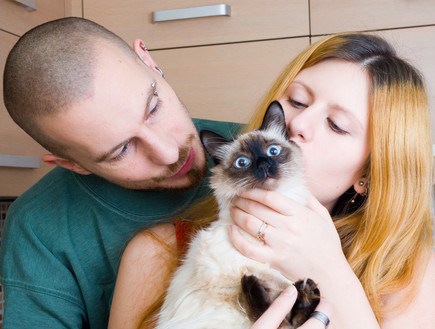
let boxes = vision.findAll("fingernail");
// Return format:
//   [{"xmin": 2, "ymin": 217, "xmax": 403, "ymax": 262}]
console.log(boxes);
[
  {"xmin": 228, "ymin": 225, "xmax": 239, "ymax": 234},
  {"xmin": 282, "ymin": 285, "xmax": 297, "ymax": 297}
]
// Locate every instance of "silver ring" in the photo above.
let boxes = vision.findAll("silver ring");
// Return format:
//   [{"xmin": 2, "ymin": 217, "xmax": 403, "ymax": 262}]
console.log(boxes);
[
  {"xmin": 256, "ymin": 222, "xmax": 268, "ymax": 241},
  {"xmin": 311, "ymin": 311, "xmax": 330, "ymax": 327}
]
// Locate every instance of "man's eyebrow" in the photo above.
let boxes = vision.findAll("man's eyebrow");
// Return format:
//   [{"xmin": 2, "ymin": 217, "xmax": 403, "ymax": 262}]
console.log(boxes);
[
  {"xmin": 94, "ymin": 81, "xmax": 157, "ymax": 163},
  {"xmin": 95, "ymin": 138, "xmax": 131, "ymax": 163}
]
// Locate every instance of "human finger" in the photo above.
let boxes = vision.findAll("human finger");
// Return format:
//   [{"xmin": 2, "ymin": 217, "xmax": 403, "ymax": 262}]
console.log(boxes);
[
  {"xmin": 238, "ymin": 189, "xmax": 305, "ymax": 216},
  {"xmin": 228, "ymin": 225, "xmax": 273, "ymax": 264},
  {"xmin": 305, "ymin": 193, "xmax": 331, "ymax": 221},
  {"xmin": 230, "ymin": 205, "xmax": 271, "ymax": 238},
  {"xmin": 232, "ymin": 196, "xmax": 283, "ymax": 229},
  {"xmin": 302, "ymin": 299, "xmax": 334, "ymax": 329},
  {"xmin": 250, "ymin": 285, "xmax": 297, "ymax": 329}
]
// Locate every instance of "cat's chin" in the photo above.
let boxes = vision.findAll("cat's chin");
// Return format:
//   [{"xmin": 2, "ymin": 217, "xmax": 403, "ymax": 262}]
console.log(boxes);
[{"xmin": 259, "ymin": 177, "xmax": 279, "ymax": 190}]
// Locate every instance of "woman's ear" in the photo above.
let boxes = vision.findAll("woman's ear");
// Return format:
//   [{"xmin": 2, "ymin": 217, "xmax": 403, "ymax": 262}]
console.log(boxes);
[
  {"xmin": 132, "ymin": 39, "xmax": 160, "ymax": 73},
  {"xmin": 353, "ymin": 178, "xmax": 367, "ymax": 194},
  {"xmin": 42, "ymin": 154, "xmax": 92, "ymax": 175}
]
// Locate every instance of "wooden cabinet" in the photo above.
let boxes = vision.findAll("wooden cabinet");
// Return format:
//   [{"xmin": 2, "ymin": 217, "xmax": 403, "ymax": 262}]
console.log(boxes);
[
  {"xmin": 0, "ymin": 0, "xmax": 65, "ymax": 35},
  {"xmin": 84, "ymin": 0, "xmax": 309, "ymax": 49},
  {"xmin": 0, "ymin": 1, "xmax": 65, "ymax": 197},
  {"xmin": 311, "ymin": 0, "xmax": 435, "ymax": 35},
  {"xmin": 151, "ymin": 38, "xmax": 309, "ymax": 123}
]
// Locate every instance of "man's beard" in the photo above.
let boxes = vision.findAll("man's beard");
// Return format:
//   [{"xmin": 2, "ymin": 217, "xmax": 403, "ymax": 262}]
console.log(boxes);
[{"xmin": 113, "ymin": 134, "xmax": 208, "ymax": 192}]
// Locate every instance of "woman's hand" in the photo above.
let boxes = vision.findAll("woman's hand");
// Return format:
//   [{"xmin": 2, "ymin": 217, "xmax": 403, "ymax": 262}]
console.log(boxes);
[
  {"xmin": 229, "ymin": 188, "xmax": 347, "ymax": 282},
  {"xmin": 251, "ymin": 285, "xmax": 334, "ymax": 329}
]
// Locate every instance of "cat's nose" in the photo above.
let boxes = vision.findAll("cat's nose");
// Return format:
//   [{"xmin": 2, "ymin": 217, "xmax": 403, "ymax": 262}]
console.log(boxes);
[{"xmin": 256, "ymin": 157, "xmax": 272, "ymax": 179}]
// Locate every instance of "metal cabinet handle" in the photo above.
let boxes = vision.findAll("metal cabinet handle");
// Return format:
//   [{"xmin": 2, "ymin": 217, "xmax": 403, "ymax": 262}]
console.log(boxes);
[
  {"xmin": 153, "ymin": 4, "xmax": 231, "ymax": 23},
  {"xmin": 14, "ymin": 0, "xmax": 37, "ymax": 11},
  {"xmin": 0, "ymin": 154, "xmax": 40, "ymax": 169}
]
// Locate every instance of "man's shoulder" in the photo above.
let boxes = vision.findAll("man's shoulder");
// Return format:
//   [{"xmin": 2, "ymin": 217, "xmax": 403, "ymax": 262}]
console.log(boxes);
[
  {"xmin": 8, "ymin": 167, "xmax": 78, "ymax": 216},
  {"xmin": 193, "ymin": 118, "xmax": 244, "ymax": 139}
]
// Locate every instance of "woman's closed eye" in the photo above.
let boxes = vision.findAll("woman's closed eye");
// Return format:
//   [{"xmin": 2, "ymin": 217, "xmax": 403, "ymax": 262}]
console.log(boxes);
[
  {"xmin": 288, "ymin": 98, "xmax": 308, "ymax": 109},
  {"xmin": 327, "ymin": 117, "xmax": 348, "ymax": 135}
]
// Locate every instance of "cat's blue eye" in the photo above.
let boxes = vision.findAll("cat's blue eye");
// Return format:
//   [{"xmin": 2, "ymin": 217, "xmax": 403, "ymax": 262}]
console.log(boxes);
[
  {"xmin": 234, "ymin": 156, "xmax": 250, "ymax": 168},
  {"xmin": 266, "ymin": 145, "xmax": 281, "ymax": 157}
]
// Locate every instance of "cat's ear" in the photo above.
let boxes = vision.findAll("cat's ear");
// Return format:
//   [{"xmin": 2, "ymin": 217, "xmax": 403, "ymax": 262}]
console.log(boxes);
[
  {"xmin": 200, "ymin": 130, "xmax": 231, "ymax": 165},
  {"xmin": 259, "ymin": 101, "xmax": 289, "ymax": 138}
]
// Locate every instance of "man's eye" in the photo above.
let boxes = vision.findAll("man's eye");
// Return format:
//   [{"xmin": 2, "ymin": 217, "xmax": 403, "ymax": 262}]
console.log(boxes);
[
  {"xmin": 113, "ymin": 141, "xmax": 131, "ymax": 161},
  {"xmin": 146, "ymin": 99, "xmax": 162, "ymax": 121}
]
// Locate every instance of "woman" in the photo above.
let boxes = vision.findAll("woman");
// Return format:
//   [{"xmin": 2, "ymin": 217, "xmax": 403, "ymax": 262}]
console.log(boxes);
[{"xmin": 109, "ymin": 33, "xmax": 435, "ymax": 328}]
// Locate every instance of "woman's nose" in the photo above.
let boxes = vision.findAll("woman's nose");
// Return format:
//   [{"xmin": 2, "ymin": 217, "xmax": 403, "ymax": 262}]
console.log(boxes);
[{"xmin": 288, "ymin": 109, "xmax": 315, "ymax": 143}]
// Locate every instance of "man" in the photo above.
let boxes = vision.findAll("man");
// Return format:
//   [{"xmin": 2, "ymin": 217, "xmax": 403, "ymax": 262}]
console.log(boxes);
[{"xmin": 0, "ymin": 17, "xmax": 240, "ymax": 328}]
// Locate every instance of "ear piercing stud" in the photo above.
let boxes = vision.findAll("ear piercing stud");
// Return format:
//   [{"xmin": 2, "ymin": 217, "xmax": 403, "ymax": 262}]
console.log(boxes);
[
  {"xmin": 155, "ymin": 66, "xmax": 165, "ymax": 78},
  {"xmin": 140, "ymin": 42, "xmax": 148, "ymax": 51}
]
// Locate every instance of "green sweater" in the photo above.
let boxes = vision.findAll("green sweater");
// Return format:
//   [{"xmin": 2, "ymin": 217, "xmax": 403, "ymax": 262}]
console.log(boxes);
[{"xmin": 0, "ymin": 118, "xmax": 242, "ymax": 329}]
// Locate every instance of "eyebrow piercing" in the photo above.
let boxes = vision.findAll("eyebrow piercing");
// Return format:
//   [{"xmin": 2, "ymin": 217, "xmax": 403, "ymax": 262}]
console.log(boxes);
[{"xmin": 151, "ymin": 81, "xmax": 158, "ymax": 96}]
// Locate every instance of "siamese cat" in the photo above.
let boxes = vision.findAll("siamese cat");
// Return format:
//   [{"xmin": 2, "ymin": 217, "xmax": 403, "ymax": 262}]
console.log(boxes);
[{"xmin": 156, "ymin": 101, "xmax": 319, "ymax": 329}]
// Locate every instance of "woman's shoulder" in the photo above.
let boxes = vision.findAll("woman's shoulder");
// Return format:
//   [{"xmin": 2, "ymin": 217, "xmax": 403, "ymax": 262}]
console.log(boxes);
[
  {"xmin": 122, "ymin": 223, "xmax": 177, "ymax": 265},
  {"xmin": 381, "ymin": 250, "xmax": 435, "ymax": 328},
  {"xmin": 109, "ymin": 223, "xmax": 177, "ymax": 329}
]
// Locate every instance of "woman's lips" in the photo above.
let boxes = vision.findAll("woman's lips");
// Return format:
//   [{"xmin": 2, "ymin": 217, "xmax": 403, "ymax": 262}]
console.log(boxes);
[{"xmin": 171, "ymin": 147, "xmax": 195, "ymax": 178}]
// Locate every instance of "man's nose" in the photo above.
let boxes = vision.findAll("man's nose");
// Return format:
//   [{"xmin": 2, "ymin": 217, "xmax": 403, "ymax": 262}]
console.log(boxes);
[{"xmin": 138, "ymin": 127, "xmax": 180, "ymax": 165}]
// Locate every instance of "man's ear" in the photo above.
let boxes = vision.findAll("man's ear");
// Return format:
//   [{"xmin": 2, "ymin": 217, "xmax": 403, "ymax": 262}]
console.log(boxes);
[
  {"xmin": 41, "ymin": 154, "xmax": 92, "ymax": 175},
  {"xmin": 132, "ymin": 39, "xmax": 161, "ymax": 74}
]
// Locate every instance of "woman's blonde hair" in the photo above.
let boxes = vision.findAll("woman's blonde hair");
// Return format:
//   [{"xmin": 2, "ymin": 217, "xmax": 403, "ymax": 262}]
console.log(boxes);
[{"xmin": 188, "ymin": 33, "xmax": 434, "ymax": 321}]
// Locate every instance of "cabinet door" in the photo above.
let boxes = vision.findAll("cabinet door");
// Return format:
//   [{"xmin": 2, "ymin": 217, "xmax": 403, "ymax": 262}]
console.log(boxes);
[
  {"xmin": 0, "ymin": 0, "xmax": 65, "ymax": 36},
  {"xmin": 151, "ymin": 37, "xmax": 309, "ymax": 123},
  {"xmin": 84, "ymin": 0, "xmax": 309, "ymax": 48},
  {"xmin": 311, "ymin": 0, "xmax": 435, "ymax": 35},
  {"xmin": 0, "ymin": 32, "xmax": 53, "ymax": 197}
]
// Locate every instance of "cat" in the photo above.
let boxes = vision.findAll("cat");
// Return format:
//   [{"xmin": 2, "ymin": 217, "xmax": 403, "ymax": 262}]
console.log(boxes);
[{"xmin": 156, "ymin": 101, "xmax": 320, "ymax": 329}]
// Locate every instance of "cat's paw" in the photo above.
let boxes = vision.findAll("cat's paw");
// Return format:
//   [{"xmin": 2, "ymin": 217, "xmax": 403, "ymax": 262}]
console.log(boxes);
[
  {"xmin": 287, "ymin": 278, "xmax": 320, "ymax": 328},
  {"xmin": 239, "ymin": 275, "xmax": 272, "ymax": 322}
]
